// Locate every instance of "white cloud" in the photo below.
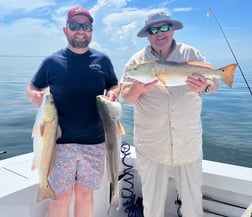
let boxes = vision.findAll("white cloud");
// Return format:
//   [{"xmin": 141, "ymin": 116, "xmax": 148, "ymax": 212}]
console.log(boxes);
[
  {"xmin": 0, "ymin": 0, "xmax": 250, "ymax": 65},
  {"xmin": 0, "ymin": 0, "xmax": 56, "ymax": 19},
  {"xmin": 91, "ymin": 0, "xmax": 128, "ymax": 13},
  {"xmin": 172, "ymin": 7, "xmax": 193, "ymax": 13},
  {"xmin": 0, "ymin": 0, "xmax": 181, "ymax": 57}
]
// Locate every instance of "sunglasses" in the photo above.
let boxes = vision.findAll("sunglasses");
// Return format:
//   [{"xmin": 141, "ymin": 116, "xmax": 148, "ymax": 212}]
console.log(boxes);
[
  {"xmin": 67, "ymin": 22, "xmax": 93, "ymax": 32},
  {"xmin": 148, "ymin": 24, "xmax": 172, "ymax": 35}
]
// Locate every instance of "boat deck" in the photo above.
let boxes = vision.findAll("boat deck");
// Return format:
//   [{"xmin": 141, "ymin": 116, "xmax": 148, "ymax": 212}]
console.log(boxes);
[
  {"xmin": 1, "ymin": 151, "xmax": 252, "ymax": 217},
  {"xmin": 0, "ymin": 153, "xmax": 37, "ymax": 197}
]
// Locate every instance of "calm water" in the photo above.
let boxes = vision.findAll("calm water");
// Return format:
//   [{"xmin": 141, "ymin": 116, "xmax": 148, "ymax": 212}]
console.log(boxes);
[{"xmin": 0, "ymin": 56, "xmax": 251, "ymax": 168}]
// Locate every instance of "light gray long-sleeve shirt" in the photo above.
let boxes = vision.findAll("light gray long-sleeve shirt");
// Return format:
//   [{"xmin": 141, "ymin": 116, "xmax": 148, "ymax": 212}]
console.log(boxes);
[{"xmin": 121, "ymin": 40, "xmax": 207, "ymax": 165}]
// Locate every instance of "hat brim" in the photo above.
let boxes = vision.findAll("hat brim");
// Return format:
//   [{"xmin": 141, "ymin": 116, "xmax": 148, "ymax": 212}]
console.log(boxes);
[{"xmin": 137, "ymin": 19, "xmax": 183, "ymax": 37}]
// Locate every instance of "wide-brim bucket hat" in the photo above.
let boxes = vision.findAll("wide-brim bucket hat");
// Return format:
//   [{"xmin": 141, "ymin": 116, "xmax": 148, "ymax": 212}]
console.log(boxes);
[{"xmin": 137, "ymin": 11, "xmax": 183, "ymax": 37}]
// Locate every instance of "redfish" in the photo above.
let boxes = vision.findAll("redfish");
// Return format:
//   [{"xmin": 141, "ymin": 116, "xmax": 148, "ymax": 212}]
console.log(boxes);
[
  {"xmin": 125, "ymin": 60, "xmax": 237, "ymax": 88},
  {"xmin": 96, "ymin": 95, "xmax": 125, "ymax": 214},
  {"xmin": 31, "ymin": 93, "xmax": 61, "ymax": 202}
]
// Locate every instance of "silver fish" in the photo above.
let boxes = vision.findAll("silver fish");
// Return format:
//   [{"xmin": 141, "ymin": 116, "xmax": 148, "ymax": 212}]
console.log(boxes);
[
  {"xmin": 31, "ymin": 93, "xmax": 61, "ymax": 202},
  {"xmin": 96, "ymin": 95, "xmax": 125, "ymax": 213},
  {"xmin": 125, "ymin": 60, "xmax": 237, "ymax": 88}
]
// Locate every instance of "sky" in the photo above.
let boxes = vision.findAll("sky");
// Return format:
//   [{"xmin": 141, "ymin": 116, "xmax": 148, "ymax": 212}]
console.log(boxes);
[{"xmin": 0, "ymin": 0, "xmax": 251, "ymax": 77}]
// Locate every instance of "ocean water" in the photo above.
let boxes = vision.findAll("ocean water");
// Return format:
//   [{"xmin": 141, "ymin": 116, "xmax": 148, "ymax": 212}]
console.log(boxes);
[{"xmin": 0, "ymin": 56, "xmax": 251, "ymax": 168}]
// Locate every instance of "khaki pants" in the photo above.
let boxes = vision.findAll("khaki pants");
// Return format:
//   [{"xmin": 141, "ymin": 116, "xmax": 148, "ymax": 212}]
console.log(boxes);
[{"xmin": 136, "ymin": 150, "xmax": 203, "ymax": 217}]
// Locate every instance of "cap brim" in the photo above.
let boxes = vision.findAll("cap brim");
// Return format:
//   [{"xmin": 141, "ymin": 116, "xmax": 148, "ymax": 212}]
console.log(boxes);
[{"xmin": 137, "ymin": 19, "xmax": 183, "ymax": 37}]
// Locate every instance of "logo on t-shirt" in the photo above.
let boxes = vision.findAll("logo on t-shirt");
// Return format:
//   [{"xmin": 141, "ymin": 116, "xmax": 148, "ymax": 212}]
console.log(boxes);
[{"xmin": 89, "ymin": 63, "xmax": 102, "ymax": 70}]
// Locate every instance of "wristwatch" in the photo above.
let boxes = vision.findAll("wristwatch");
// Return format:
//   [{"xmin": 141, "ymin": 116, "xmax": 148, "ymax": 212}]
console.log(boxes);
[{"xmin": 204, "ymin": 84, "xmax": 211, "ymax": 93}]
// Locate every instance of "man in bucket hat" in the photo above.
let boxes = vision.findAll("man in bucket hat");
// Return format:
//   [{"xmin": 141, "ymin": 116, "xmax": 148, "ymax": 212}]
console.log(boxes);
[
  {"xmin": 26, "ymin": 5, "xmax": 120, "ymax": 217},
  {"xmin": 120, "ymin": 10, "xmax": 218, "ymax": 217}
]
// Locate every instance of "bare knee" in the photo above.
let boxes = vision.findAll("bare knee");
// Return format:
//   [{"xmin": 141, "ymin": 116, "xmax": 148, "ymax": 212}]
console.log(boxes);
[
  {"xmin": 74, "ymin": 183, "xmax": 93, "ymax": 201},
  {"xmin": 74, "ymin": 183, "xmax": 94, "ymax": 217},
  {"xmin": 48, "ymin": 188, "xmax": 73, "ymax": 217}
]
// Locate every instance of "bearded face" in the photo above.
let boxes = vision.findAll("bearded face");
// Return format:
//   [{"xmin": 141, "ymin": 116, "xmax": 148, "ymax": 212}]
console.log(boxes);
[
  {"xmin": 64, "ymin": 15, "xmax": 93, "ymax": 50},
  {"xmin": 67, "ymin": 33, "xmax": 92, "ymax": 48}
]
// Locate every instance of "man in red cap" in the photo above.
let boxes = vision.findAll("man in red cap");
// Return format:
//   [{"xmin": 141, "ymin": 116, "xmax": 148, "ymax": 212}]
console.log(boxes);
[{"xmin": 26, "ymin": 5, "xmax": 120, "ymax": 217}]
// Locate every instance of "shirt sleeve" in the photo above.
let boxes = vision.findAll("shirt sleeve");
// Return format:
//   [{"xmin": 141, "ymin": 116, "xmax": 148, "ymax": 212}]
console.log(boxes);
[{"xmin": 31, "ymin": 57, "xmax": 51, "ymax": 89}]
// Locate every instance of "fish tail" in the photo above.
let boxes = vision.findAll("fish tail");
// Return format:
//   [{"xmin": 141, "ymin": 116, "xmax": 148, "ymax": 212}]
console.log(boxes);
[
  {"xmin": 107, "ymin": 183, "xmax": 119, "ymax": 214},
  {"xmin": 37, "ymin": 184, "xmax": 57, "ymax": 202},
  {"xmin": 219, "ymin": 64, "xmax": 237, "ymax": 88},
  {"xmin": 107, "ymin": 195, "xmax": 119, "ymax": 215}
]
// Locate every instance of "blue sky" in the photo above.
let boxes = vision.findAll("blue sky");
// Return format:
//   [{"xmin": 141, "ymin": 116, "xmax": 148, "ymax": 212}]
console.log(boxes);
[{"xmin": 0, "ymin": 0, "xmax": 251, "ymax": 76}]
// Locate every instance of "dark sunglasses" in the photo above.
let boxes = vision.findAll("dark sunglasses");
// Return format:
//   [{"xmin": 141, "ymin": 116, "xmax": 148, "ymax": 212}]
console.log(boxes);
[
  {"xmin": 148, "ymin": 24, "xmax": 172, "ymax": 35},
  {"xmin": 67, "ymin": 22, "xmax": 93, "ymax": 32}
]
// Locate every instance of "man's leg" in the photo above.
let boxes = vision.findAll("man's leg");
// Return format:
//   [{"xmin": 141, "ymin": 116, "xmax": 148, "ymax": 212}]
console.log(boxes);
[
  {"xmin": 48, "ymin": 188, "xmax": 73, "ymax": 217},
  {"xmin": 174, "ymin": 159, "xmax": 203, "ymax": 217},
  {"xmin": 136, "ymin": 150, "xmax": 169, "ymax": 217},
  {"xmin": 74, "ymin": 183, "xmax": 93, "ymax": 217}
]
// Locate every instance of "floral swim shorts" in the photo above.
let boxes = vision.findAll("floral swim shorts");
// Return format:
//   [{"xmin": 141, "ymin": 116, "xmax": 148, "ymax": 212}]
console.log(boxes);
[{"xmin": 48, "ymin": 143, "xmax": 105, "ymax": 194}]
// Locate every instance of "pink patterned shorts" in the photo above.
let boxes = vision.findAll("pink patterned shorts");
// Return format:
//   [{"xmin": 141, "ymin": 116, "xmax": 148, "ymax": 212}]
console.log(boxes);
[{"xmin": 48, "ymin": 143, "xmax": 105, "ymax": 194}]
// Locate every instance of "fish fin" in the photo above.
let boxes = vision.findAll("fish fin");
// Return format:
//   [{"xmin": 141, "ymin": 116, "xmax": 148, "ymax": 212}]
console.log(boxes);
[
  {"xmin": 31, "ymin": 124, "xmax": 37, "ymax": 138},
  {"xmin": 117, "ymin": 121, "xmax": 125, "ymax": 135},
  {"xmin": 218, "ymin": 64, "xmax": 237, "ymax": 88},
  {"xmin": 156, "ymin": 82, "xmax": 169, "ymax": 94},
  {"xmin": 185, "ymin": 61, "xmax": 214, "ymax": 69},
  {"xmin": 56, "ymin": 125, "xmax": 62, "ymax": 139},
  {"xmin": 156, "ymin": 74, "xmax": 167, "ymax": 85},
  {"xmin": 40, "ymin": 124, "xmax": 46, "ymax": 136},
  {"xmin": 37, "ymin": 184, "xmax": 57, "ymax": 202},
  {"xmin": 31, "ymin": 159, "xmax": 36, "ymax": 171}
]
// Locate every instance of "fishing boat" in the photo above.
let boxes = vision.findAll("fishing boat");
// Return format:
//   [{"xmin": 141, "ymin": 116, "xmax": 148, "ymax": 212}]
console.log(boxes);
[{"xmin": 0, "ymin": 142, "xmax": 252, "ymax": 217}]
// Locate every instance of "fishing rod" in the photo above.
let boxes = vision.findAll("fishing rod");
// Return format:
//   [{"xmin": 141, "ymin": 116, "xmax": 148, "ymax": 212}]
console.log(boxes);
[{"xmin": 207, "ymin": 7, "xmax": 252, "ymax": 95}]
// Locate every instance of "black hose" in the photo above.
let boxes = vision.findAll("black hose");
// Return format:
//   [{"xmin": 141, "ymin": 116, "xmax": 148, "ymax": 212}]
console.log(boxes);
[{"xmin": 120, "ymin": 141, "xmax": 144, "ymax": 217}]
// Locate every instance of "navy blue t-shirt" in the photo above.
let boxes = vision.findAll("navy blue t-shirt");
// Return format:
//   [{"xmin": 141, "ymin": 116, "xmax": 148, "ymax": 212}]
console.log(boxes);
[{"xmin": 31, "ymin": 48, "xmax": 118, "ymax": 144}]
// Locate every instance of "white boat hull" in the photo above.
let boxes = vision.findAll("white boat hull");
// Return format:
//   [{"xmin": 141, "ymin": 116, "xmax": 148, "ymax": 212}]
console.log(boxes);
[{"xmin": 0, "ymin": 148, "xmax": 252, "ymax": 217}]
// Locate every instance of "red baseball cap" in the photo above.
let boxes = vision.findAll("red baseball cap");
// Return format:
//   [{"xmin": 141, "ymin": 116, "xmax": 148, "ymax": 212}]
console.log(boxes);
[{"xmin": 67, "ymin": 6, "xmax": 93, "ymax": 24}]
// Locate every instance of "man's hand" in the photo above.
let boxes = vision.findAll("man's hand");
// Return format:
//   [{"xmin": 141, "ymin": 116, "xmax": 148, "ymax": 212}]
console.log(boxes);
[{"xmin": 186, "ymin": 73, "xmax": 208, "ymax": 93}]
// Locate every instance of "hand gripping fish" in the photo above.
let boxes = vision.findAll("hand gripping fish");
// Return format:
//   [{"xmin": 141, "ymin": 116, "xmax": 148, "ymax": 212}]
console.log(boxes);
[
  {"xmin": 96, "ymin": 95, "xmax": 125, "ymax": 214},
  {"xmin": 31, "ymin": 93, "xmax": 61, "ymax": 202},
  {"xmin": 125, "ymin": 60, "xmax": 237, "ymax": 88}
]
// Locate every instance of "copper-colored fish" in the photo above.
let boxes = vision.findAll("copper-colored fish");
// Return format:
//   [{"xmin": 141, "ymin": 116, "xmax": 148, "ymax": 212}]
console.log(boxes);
[
  {"xmin": 125, "ymin": 60, "xmax": 237, "ymax": 88},
  {"xmin": 96, "ymin": 95, "xmax": 125, "ymax": 213},
  {"xmin": 31, "ymin": 93, "xmax": 61, "ymax": 202}
]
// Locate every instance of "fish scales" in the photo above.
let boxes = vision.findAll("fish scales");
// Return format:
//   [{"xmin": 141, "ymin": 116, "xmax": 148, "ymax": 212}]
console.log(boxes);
[
  {"xmin": 125, "ymin": 60, "xmax": 237, "ymax": 88},
  {"xmin": 96, "ymin": 95, "xmax": 125, "ymax": 213}
]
